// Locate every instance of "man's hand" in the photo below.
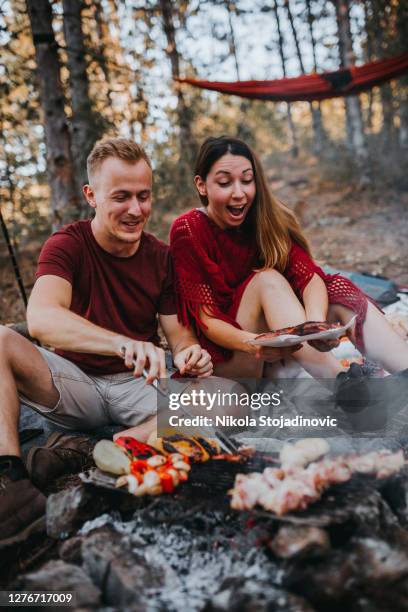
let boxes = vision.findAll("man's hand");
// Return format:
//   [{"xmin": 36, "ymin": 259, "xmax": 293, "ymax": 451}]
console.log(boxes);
[
  {"xmin": 117, "ymin": 338, "xmax": 166, "ymax": 384},
  {"xmin": 173, "ymin": 344, "xmax": 213, "ymax": 378}
]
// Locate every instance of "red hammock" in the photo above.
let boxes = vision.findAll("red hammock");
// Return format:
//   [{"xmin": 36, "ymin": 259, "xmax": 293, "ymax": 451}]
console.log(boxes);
[{"xmin": 177, "ymin": 52, "xmax": 408, "ymax": 103}]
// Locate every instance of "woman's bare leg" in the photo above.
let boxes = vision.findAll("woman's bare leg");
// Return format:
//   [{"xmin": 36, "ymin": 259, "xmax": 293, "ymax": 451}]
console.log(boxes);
[
  {"xmin": 215, "ymin": 270, "xmax": 343, "ymax": 379},
  {"xmin": 328, "ymin": 302, "xmax": 408, "ymax": 374}
]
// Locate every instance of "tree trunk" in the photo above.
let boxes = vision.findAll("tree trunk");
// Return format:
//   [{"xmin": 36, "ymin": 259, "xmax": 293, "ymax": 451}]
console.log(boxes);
[
  {"xmin": 62, "ymin": 0, "xmax": 104, "ymax": 203},
  {"xmin": 25, "ymin": 0, "xmax": 81, "ymax": 229},
  {"xmin": 369, "ymin": 0, "xmax": 395, "ymax": 145},
  {"xmin": 304, "ymin": 0, "xmax": 328, "ymax": 154},
  {"xmin": 159, "ymin": 0, "xmax": 197, "ymax": 168},
  {"xmin": 363, "ymin": 0, "xmax": 374, "ymax": 130},
  {"xmin": 225, "ymin": 0, "xmax": 253, "ymax": 142},
  {"xmin": 378, "ymin": 80, "xmax": 396, "ymax": 146},
  {"xmin": 271, "ymin": 0, "xmax": 298, "ymax": 158},
  {"xmin": 284, "ymin": 0, "xmax": 324, "ymax": 154},
  {"xmin": 126, "ymin": 9, "xmax": 152, "ymax": 145},
  {"xmin": 93, "ymin": 0, "xmax": 114, "ymax": 100},
  {"xmin": 133, "ymin": 73, "xmax": 149, "ymax": 145},
  {"xmin": 334, "ymin": 0, "xmax": 369, "ymax": 175},
  {"xmin": 92, "ymin": 0, "xmax": 133, "ymax": 131},
  {"xmin": 225, "ymin": 0, "xmax": 240, "ymax": 80},
  {"xmin": 0, "ymin": 119, "xmax": 19, "ymax": 251},
  {"xmin": 398, "ymin": 82, "xmax": 408, "ymax": 150},
  {"xmin": 396, "ymin": 0, "xmax": 408, "ymax": 150}
]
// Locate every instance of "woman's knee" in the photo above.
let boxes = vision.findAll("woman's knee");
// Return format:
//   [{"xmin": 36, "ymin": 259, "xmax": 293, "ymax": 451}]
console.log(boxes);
[
  {"xmin": 256, "ymin": 268, "xmax": 292, "ymax": 292},
  {"xmin": 256, "ymin": 268, "xmax": 298, "ymax": 301}
]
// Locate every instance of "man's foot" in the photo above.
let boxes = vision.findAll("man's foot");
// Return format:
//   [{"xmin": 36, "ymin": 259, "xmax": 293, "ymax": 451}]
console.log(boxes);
[
  {"xmin": 0, "ymin": 456, "xmax": 46, "ymax": 548},
  {"xmin": 26, "ymin": 432, "xmax": 93, "ymax": 489},
  {"xmin": 336, "ymin": 365, "xmax": 408, "ymax": 432}
]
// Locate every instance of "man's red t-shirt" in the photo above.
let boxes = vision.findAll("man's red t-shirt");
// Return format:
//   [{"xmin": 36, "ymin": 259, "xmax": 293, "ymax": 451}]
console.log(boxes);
[{"xmin": 35, "ymin": 220, "xmax": 176, "ymax": 375}]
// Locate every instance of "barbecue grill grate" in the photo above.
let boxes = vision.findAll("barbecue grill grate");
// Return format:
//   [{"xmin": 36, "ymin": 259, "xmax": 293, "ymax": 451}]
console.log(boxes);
[{"xmin": 188, "ymin": 453, "xmax": 279, "ymax": 493}]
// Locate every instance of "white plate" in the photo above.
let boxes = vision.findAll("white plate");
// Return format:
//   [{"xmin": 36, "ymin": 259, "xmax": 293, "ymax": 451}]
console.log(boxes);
[{"xmin": 247, "ymin": 316, "xmax": 357, "ymax": 348}]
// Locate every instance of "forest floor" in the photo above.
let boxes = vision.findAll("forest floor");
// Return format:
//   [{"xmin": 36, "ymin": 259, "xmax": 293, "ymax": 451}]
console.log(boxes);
[{"xmin": 1, "ymin": 153, "xmax": 407, "ymax": 325}]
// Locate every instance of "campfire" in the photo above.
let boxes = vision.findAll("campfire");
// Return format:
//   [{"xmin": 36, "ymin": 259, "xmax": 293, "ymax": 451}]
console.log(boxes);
[{"xmin": 4, "ymin": 434, "xmax": 408, "ymax": 611}]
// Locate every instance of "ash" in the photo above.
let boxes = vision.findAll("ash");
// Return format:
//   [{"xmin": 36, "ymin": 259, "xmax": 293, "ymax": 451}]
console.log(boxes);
[
  {"xmin": 13, "ymin": 434, "xmax": 408, "ymax": 611},
  {"xmin": 81, "ymin": 498, "xmax": 277, "ymax": 612}
]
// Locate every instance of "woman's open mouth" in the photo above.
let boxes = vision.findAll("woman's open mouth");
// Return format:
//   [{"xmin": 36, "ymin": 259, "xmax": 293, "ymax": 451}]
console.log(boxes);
[{"xmin": 226, "ymin": 204, "xmax": 247, "ymax": 219}]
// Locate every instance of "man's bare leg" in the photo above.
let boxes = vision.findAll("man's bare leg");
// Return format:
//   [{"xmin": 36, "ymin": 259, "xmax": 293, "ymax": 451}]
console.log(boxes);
[
  {"xmin": 113, "ymin": 416, "xmax": 157, "ymax": 443},
  {"xmin": 0, "ymin": 326, "xmax": 59, "ymax": 456}
]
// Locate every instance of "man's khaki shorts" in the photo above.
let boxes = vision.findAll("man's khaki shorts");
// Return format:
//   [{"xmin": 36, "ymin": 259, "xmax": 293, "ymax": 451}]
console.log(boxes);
[{"xmin": 19, "ymin": 347, "xmax": 157, "ymax": 431}]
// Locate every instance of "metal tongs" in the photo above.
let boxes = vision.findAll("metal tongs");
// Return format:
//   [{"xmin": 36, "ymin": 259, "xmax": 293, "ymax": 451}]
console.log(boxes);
[{"xmin": 120, "ymin": 347, "xmax": 241, "ymax": 455}]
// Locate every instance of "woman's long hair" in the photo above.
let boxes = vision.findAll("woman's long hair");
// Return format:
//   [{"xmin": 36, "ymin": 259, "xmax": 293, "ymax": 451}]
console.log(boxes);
[{"xmin": 194, "ymin": 136, "xmax": 311, "ymax": 272}]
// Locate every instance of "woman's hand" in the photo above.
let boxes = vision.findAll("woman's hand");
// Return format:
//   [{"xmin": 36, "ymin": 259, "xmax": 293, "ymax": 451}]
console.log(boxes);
[
  {"xmin": 173, "ymin": 344, "xmax": 214, "ymax": 377},
  {"xmin": 306, "ymin": 322, "xmax": 341, "ymax": 352},
  {"xmin": 255, "ymin": 344, "xmax": 303, "ymax": 363},
  {"xmin": 255, "ymin": 344, "xmax": 302, "ymax": 363},
  {"xmin": 243, "ymin": 334, "xmax": 302, "ymax": 363}
]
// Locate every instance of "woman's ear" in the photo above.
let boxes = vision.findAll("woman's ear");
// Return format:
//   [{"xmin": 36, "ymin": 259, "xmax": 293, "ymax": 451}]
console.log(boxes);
[{"xmin": 194, "ymin": 175, "xmax": 207, "ymax": 197}]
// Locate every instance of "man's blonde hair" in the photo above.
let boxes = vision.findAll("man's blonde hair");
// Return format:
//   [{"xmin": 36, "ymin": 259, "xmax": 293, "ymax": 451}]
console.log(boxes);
[{"xmin": 87, "ymin": 138, "xmax": 151, "ymax": 182}]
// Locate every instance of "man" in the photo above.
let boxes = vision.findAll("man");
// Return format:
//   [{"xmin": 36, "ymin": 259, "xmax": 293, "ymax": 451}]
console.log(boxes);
[{"xmin": 0, "ymin": 138, "xmax": 212, "ymax": 546}]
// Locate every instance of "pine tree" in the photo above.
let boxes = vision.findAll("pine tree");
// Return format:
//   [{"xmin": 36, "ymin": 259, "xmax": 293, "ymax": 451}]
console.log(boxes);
[
  {"xmin": 365, "ymin": 0, "xmax": 396, "ymax": 146},
  {"xmin": 303, "ymin": 0, "xmax": 329, "ymax": 153},
  {"xmin": 395, "ymin": 0, "xmax": 408, "ymax": 150},
  {"xmin": 25, "ymin": 0, "xmax": 81, "ymax": 228},
  {"xmin": 271, "ymin": 0, "xmax": 299, "ymax": 158},
  {"xmin": 334, "ymin": 0, "xmax": 369, "ymax": 179},
  {"xmin": 62, "ymin": 0, "xmax": 105, "ymax": 203},
  {"xmin": 159, "ymin": 0, "xmax": 197, "ymax": 168}
]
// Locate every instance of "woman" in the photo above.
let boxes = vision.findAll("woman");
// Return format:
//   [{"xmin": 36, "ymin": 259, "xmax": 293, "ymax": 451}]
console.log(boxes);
[{"xmin": 170, "ymin": 136, "xmax": 408, "ymax": 380}]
